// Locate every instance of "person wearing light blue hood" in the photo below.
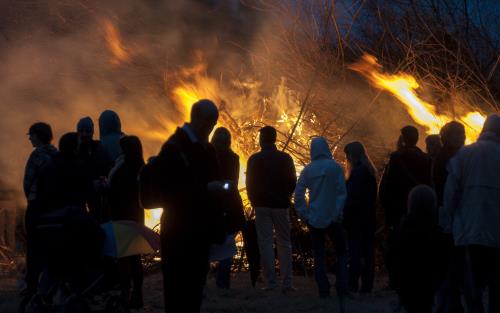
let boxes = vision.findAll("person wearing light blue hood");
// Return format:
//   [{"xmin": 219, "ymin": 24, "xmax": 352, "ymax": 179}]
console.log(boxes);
[
  {"xmin": 294, "ymin": 137, "xmax": 348, "ymax": 308},
  {"xmin": 98, "ymin": 110, "xmax": 124, "ymax": 164}
]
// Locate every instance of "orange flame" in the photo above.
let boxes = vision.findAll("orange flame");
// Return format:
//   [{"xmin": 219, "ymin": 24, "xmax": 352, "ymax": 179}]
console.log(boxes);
[
  {"xmin": 143, "ymin": 62, "xmax": 317, "ymax": 229},
  {"xmin": 102, "ymin": 19, "xmax": 130, "ymax": 65},
  {"xmin": 350, "ymin": 54, "xmax": 486, "ymax": 143}
]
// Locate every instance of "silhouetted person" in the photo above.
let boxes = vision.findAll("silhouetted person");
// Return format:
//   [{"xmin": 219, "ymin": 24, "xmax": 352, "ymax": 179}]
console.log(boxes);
[
  {"xmin": 23, "ymin": 122, "xmax": 58, "ymax": 294},
  {"xmin": 246, "ymin": 126, "xmax": 296, "ymax": 292},
  {"xmin": 157, "ymin": 99, "xmax": 220, "ymax": 313},
  {"xmin": 387, "ymin": 185, "xmax": 447, "ymax": 313},
  {"xmin": 295, "ymin": 137, "xmax": 347, "ymax": 307},
  {"xmin": 210, "ymin": 127, "xmax": 239, "ymax": 289},
  {"xmin": 36, "ymin": 133, "xmax": 103, "ymax": 300},
  {"xmin": 76, "ymin": 116, "xmax": 112, "ymax": 222},
  {"xmin": 108, "ymin": 135, "xmax": 145, "ymax": 309},
  {"xmin": 343, "ymin": 141, "xmax": 377, "ymax": 293},
  {"xmin": 443, "ymin": 114, "xmax": 500, "ymax": 313},
  {"xmin": 379, "ymin": 125, "xmax": 432, "ymax": 231},
  {"xmin": 426, "ymin": 134, "xmax": 442, "ymax": 160},
  {"xmin": 433, "ymin": 121, "xmax": 466, "ymax": 313},
  {"xmin": 99, "ymin": 110, "xmax": 124, "ymax": 163},
  {"xmin": 37, "ymin": 132, "xmax": 93, "ymax": 213}
]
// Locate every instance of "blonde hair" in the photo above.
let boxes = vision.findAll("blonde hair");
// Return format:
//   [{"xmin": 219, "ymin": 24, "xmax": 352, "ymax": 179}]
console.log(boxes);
[{"xmin": 344, "ymin": 141, "xmax": 377, "ymax": 179}]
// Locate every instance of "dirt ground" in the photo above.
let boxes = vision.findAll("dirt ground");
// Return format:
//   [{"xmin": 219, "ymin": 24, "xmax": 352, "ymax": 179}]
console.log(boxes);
[{"xmin": 0, "ymin": 272, "xmax": 400, "ymax": 313}]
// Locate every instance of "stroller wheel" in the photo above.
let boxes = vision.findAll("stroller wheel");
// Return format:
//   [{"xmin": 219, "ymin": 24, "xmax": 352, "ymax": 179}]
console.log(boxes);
[
  {"xmin": 63, "ymin": 294, "xmax": 89, "ymax": 313},
  {"xmin": 105, "ymin": 295, "xmax": 129, "ymax": 313}
]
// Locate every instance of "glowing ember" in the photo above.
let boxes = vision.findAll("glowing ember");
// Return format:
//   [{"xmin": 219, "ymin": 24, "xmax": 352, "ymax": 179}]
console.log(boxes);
[{"xmin": 349, "ymin": 54, "xmax": 486, "ymax": 144}]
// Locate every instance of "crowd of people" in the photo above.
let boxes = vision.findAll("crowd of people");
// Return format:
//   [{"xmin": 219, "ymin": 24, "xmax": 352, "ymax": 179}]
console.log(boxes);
[{"xmin": 21, "ymin": 98, "xmax": 500, "ymax": 313}]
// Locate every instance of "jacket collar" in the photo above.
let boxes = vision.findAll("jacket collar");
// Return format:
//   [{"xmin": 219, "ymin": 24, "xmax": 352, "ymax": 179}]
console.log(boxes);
[{"xmin": 261, "ymin": 144, "xmax": 278, "ymax": 151}]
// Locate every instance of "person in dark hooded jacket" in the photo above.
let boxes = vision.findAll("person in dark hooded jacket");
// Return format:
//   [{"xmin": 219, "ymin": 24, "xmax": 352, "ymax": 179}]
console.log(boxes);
[
  {"xmin": 343, "ymin": 141, "xmax": 377, "ymax": 293},
  {"xmin": 77, "ymin": 116, "xmax": 113, "ymax": 222},
  {"xmin": 108, "ymin": 135, "xmax": 145, "ymax": 309},
  {"xmin": 387, "ymin": 185, "xmax": 447, "ymax": 313},
  {"xmin": 379, "ymin": 125, "xmax": 432, "ymax": 231},
  {"xmin": 99, "ymin": 110, "xmax": 124, "ymax": 163},
  {"xmin": 433, "ymin": 121, "xmax": 466, "ymax": 313}
]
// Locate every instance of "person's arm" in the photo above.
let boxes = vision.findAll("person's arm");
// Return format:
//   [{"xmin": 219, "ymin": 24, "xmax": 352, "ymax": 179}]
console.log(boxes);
[
  {"xmin": 234, "ymin": 155, "xmax": 240, "ymax": 188},
  {"xmin": 334, "ymin": 166, "xmax": 347, "ymax": 222},
  {"xmin": 287, "ymin": 155, "xmax": 297, "ymax": 194},
  {"xmin": 294, "ymin": 168, "xmax": 308, "ymax": 222},
  {"xmin": 23, "ymin": 152, "xmax": 36, "ymax": 199},
  {"xmin": 379, "ymin": 156, "xmax": 396, "ymax": 229},
  {"xmin": 442, "ymin": 157, "xmax": 461, "ymax": 233},
  {"xmin": 245, "ymin": 156, "xmax": 256, "ymax": 204}
]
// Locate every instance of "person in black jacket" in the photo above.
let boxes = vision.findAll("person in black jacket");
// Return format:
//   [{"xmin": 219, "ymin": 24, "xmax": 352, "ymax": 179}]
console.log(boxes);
[
  {"xmin": 23, "ymin": 122, "xmax": 58, "ymax": 295},
  {"xmin": 379, "ymin": 125, "xmax": 432, "ymax": 231},
  {"xmin": 108, "ymin": 135, "xmax": 145, "ymax": 309},
  {"xmin": 210, "ymin": 127, "xmax": 240, "ymax": 289},
  {"xmin": 433, "ymin": 121, "xmax": 466, "ymax": 313},
  {"xmin": 157, "ymin": 99, "xmax": 220, "ymax": 313},
  {"xmin": 343, "ymin": 142, "xmax": 377, "ymax": 293},
  {"xmin": 246, "ymin": 126, "xmax": 296, "ymax": 292},
  {"xmin": 387, "ymin": 185, "xmax": 447, "ymax": 313}
]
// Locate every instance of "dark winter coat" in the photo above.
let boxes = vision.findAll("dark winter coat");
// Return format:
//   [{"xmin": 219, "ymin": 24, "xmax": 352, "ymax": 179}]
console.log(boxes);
[
  {"xmin": 433, "ymin": 145, "xmax": 461, "ymax": 206},
  {"xmin": 36, "ymin": 154, "xmax": 93, "ymax": 215},
  {"xmin": 246, "ymin": 145, "xmax": 296, "ymax": 209},
  {"xmin": 23, "ymin": 144, "xmax": 58, "ymax": 201},
  {"xmin": 157, "ymin": 127, "xmax": 220, "ymax": 244},
  {"xmin": 78, "ymin": 140, "xmax": 113, "ymax": 180},
  {"xmin": 343, "ymin": 164, "xmax": 377, "ymax": 238},
  {"xmin": 216, "ymin": 149, "xmax": 240, "ymax": 186},
  {"xmin": 379, "ymin": 147, "xmax": 432, "ymax": 229},
  {"xmin": 214, "ymin": 148, "xmax": 245, "ymax": 234},
  {"xmin": 108, "ymin": 159, "xmax": 145, "ymax": 224}
]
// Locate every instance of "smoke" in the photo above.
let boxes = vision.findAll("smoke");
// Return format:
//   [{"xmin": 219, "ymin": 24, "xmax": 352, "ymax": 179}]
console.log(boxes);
[
  {"xmin": 0, "ymin": 0, "xmax": 262, "ymax": 200},
  {"xmin": 0, "ymin": 0, "xmax": 415, "ymax": 205}
]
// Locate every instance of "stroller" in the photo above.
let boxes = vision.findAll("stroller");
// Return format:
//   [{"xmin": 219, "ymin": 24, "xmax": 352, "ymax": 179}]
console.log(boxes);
[{"xmin": 23, "ymin": 206, "xmax": 129, "ymax": 313}]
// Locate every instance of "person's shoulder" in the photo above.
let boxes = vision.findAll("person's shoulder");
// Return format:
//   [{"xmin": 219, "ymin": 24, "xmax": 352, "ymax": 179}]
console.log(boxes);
[{"xmin": 278, "ymin": 150, "xmax": 294, "ymax": 161}]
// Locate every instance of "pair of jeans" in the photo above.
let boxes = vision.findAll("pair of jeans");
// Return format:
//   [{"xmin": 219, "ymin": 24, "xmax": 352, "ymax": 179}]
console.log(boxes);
[
  {"xmin": 462, "ymin": 245, "xmax": 500, "ymax": 313},
  {"xmin": 216, "ymin": 258, "xmax": 232, "ymax": 289},
  {"xmin": 255, "ymin": 207, "xmax": 293, "ymax": 289},
  {"xmin": 348, "ymin": 230, "xmax": 375, "ymax": 292},
  {"xmin": 118, "ymin": 255, "xmax": 144, "ymax": 307},
  {"xmin": 435, "ymin": 246, "xmax": 464, "ymax": 313},
  {"xmin": 25, "ymin": 201, "xmax": 42, "ymax": 293},
  {"xmin": 309, "ymin": 222, "xmax": 348, "ymax": 297},
  {"xmin": 161, "ymin": 234, "xmax": 210, "ymax": 313}
]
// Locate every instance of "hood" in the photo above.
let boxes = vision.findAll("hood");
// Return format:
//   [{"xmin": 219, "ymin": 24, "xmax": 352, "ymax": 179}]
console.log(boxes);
[
  {"xmin": 310, "ymin": 137, "xmax": 332, "ymax": 161},
  {"xmin": 99, "ymin": 110, "xmax": 122, "ymax": 138},
  {"xmin": 37, "ymin": 144, "xmax": 58, "ymax": 157},
  {"xmin": 479, "ymin": 114, "xmax": 500, "ymax": 143}
]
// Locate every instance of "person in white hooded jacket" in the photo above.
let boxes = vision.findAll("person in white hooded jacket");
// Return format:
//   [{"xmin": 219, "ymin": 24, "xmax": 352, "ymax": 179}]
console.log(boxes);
[
  {"xmin": 294, "ymin": 137, "xmax": 348, "ymax": 308},
  {"xmin": 442, "ymin": 114, "xmax": 500, "ymax": 313}
]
